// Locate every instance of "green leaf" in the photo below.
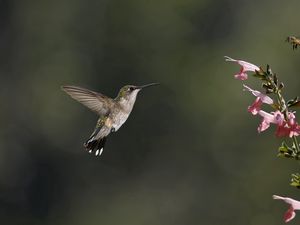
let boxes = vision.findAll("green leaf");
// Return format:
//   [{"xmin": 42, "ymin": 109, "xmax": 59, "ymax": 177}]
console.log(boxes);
[
  {"xmin": 266, "ymin": 64, "xmax": 272, "ymax": 75},
  {"xmin": 252, "ymin": 72, "xmax": 267, "ymax": 80},
  {"xmin": 291, "ymin": 173, "xmax": 300, "ymax": 188},
  {"xmin": 287, "ymin": 97, "xmax": 300, "ymax": 108},
  {"xmin": 279, "ymin": 82, "xmax": 284, "ymax": 90},
  {"xmin": 278, "ymin": 141, "xmax": 296, "ymax": 159}
]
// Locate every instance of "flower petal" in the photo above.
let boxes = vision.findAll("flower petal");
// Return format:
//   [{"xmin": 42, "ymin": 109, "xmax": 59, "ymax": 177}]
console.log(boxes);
[
  {"xmin": 273, "ymin": 195, "xmax": 300, "ymax": 209},
  {"xmin": 234, "ymin": 72, "xmax": 248, "ymax": 80},
  {"xmin": 248, "ymin": 98, "xmax": 262, "ymax": 115},
  {"xmin": 258, "ymin": 119, "xmax": 270, "ymax": 133},
  {"xmin": 243, "ymin": 85, "xmax": 273, "ymax": 104},
  {"xmin": 224, "ymin": 56, "xmax": 260, "ymax": 72},
  {"xmin": 284, "ymin": 207, "xmax": 296, "ymax": 223}
]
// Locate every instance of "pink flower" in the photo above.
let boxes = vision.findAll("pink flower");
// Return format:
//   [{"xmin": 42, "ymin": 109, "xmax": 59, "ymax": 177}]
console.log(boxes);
[
  {"xmin": 276, "ymin": 112, "xmax": 300, "ymax": 137},
  {"xmin": 225, "ymin": 56, "xmax": 260, "ymax": 80},
  {"xmin": 258, "ymin": 111, "xmax": 300, "ymax": 137},
  {"xmin": 257, "ymin": 110, "xmax": 284, "ymax": 133},
  {"xmin": 243, "ymin": 85, "xmax": 273, "ymax": 115},
  {"xmin": 286, "ymin": 113, "xmax": 300, "ymax": 137},
  {"xmin": 273, "ymin": 195, "xmax": 300, "ymax": 223}
]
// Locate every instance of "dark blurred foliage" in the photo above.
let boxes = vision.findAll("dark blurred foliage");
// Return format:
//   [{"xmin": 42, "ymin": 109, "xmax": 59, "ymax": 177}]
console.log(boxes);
[{"xmin": 1, "ymin": 0, "xmax": 300, "ymax": 224}]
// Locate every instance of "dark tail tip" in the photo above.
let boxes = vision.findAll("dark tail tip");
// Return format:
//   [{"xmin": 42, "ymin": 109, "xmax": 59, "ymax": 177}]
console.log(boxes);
[{"xmin": 84, "ymin": 137, "xmax": 107, "ymax": 156}]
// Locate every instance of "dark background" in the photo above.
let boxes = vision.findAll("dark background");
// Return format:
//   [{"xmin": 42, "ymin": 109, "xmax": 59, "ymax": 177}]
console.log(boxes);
[{"xmin": 1, "ymin": 0, "xmax": 300, "ymax": 224}]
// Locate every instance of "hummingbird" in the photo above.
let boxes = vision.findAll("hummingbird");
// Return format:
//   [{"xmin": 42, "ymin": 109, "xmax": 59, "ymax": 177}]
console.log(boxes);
[{"xmin": 61, "ymin": 83, "xmax": 159, "ymax": 156}]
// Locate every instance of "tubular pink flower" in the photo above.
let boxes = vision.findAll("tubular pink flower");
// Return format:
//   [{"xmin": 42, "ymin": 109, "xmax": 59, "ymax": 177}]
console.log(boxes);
[
  {"xmin": 288, "ymin": 119, "xmax": 300, "ymax": 137},
  {"xmin": 257, "ymin": 110, "xmax": 284, "ymax": 133},
  {"xmin": 243, "ymin": 85, "xmax": 274, "ymax": 115},
  {"xmin": 273, "ymin": 195, "xmax": 300, "ymax": 223},
  {"xmin": 225, "ymin": 56, "xmax": 260, "ymax": 80},
  {"xmin": 287, "ymin": 113, "xmax": 300, "ymax": 137},
  {"xmin": 289, "ymin": 112, "xmax": 296, "ymax": 125},
  {"xmin": 276, "ymin": 112, "xmax": 300, "ymax": 138}
]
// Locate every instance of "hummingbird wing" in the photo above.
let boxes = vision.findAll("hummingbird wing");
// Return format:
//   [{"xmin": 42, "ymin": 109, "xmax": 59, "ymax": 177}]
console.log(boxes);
[{"xmin": 61, "ymin": 85, "xmax": 114, "ymax": 116}]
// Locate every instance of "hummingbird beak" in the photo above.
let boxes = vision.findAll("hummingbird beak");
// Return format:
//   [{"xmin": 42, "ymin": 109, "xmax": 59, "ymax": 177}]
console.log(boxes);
[{"xmin": 136, "ymin": 83, "xmax": 160, "ymax": 90}]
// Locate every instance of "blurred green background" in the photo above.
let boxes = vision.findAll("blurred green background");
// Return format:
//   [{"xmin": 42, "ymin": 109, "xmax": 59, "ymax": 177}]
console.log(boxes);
[{"xmin": 1, "ymin": 0, "xmax": 300, "ymax": 224}]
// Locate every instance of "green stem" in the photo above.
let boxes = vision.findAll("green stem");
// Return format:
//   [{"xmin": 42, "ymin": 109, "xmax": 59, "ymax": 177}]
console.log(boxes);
[{"xmin": 293, "ymin": 136, "xmax": 300, "ymax": 154}]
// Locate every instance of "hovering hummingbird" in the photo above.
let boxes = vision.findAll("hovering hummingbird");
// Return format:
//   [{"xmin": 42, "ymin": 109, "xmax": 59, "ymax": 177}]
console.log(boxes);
[{"xmin": 61, "ymin": 83, "xmax": 159, "ymax": 156}]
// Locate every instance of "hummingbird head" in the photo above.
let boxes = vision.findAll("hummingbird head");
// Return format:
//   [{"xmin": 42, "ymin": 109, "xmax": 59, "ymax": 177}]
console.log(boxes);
[{"xmin": 116, "ymin": 83, "xmax": 159, "ymax": 108}]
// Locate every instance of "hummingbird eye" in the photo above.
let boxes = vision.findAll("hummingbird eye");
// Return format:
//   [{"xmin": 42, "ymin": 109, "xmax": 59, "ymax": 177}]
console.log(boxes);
[{"xmin": 129, "ymin": 87, "xmax": 134, "ymax": 91}]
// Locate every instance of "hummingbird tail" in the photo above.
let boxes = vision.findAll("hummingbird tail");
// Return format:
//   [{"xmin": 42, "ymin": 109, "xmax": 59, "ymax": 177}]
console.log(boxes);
[
  {"xmin": 84, "ymin": 136, "xmax": 107, "ymax": 156},
  {"xmin": 83, "ymin": 118, "xmax": 112, "ymax": 156}
]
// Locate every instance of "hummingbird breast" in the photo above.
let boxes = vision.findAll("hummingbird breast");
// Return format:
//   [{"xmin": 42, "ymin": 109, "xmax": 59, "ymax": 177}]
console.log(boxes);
[
  {"xmin": 110, "ymin": 110, "xmax": 131, "ymax": 131},
  {"xmin": 110, "ymin": 94, "xmax": 137, "ymax": 131}
]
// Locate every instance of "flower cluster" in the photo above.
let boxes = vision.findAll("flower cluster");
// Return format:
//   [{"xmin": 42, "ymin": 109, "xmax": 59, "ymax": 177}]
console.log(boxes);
[
  {"xmin": 226, "ymin": 56, "xmax": 300, "ymax": 222},
  {"xmin": 226, "ymin": 56, "xmax": 300, "ymax": 138}
]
